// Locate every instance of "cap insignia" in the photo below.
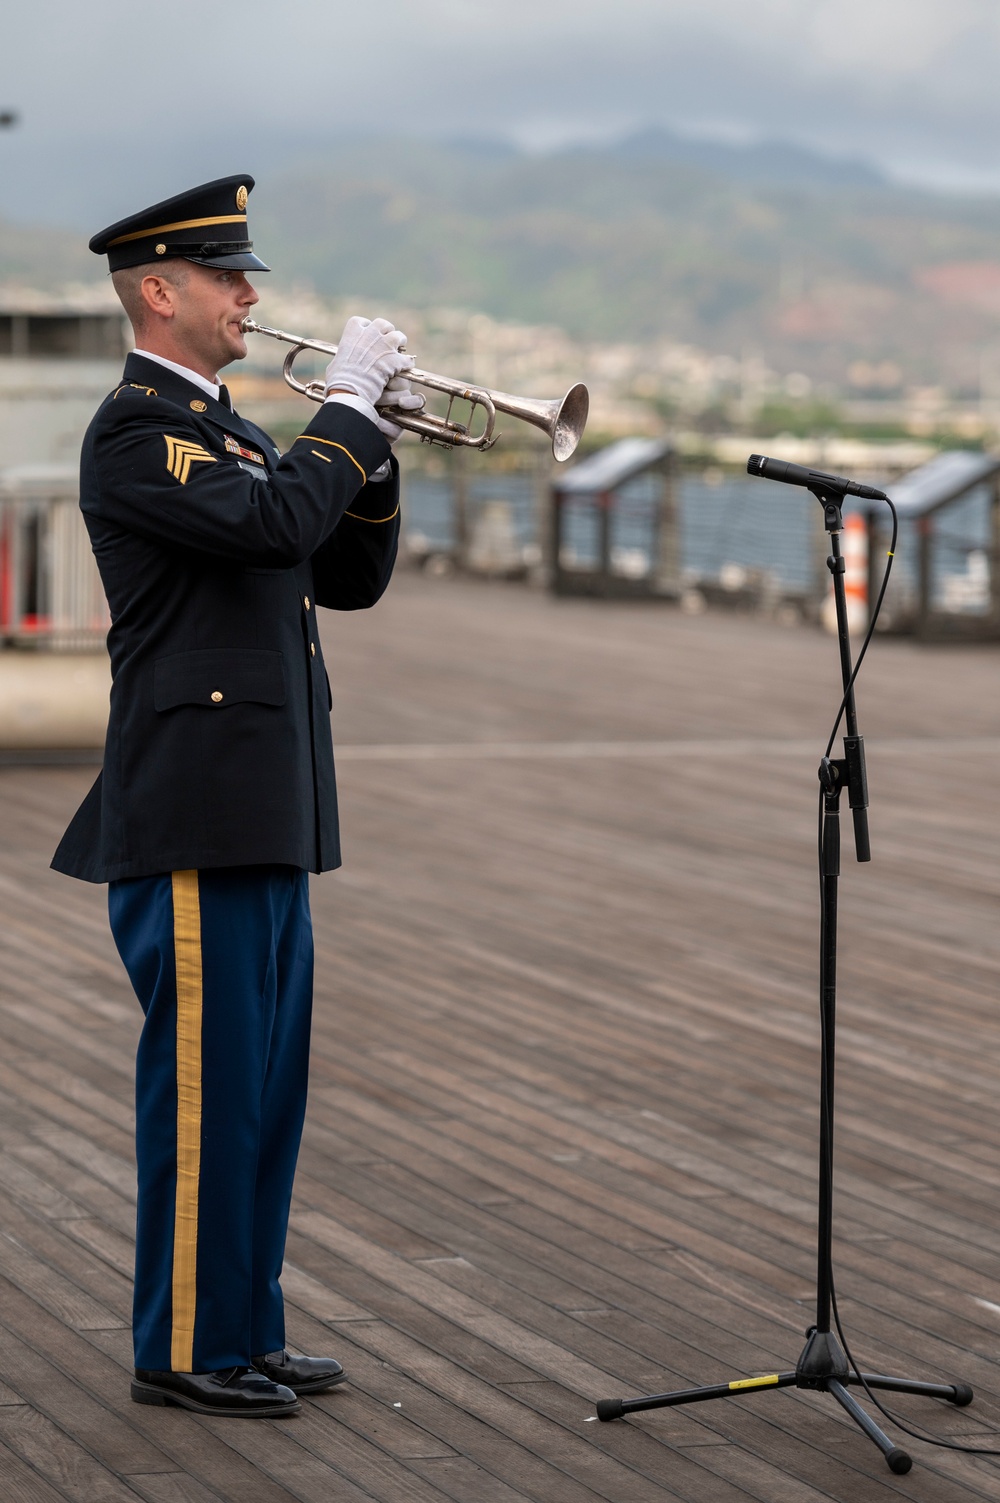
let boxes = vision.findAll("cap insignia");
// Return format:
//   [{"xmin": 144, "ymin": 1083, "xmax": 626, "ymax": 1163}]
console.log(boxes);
[
  {"xmin": 236, "ymin": 185, "xmax": 248, "ymax": 211},
  {"xmin": 155, "ymin": 243, "xmax": 166, "ymax": 255},
  {"xmin": 189, "ymin": 399, "xmax": 207, "ymax": 412}
]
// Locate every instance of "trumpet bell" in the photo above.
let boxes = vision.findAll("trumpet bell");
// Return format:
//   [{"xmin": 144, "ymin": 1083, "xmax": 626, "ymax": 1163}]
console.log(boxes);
[
  {"xmin": 483, "ymin": 382, "xmax": 589, "ymax": 461},
  {"xmin": 553, "ymin": 384, "xmax": 590, "ymax": 463}
]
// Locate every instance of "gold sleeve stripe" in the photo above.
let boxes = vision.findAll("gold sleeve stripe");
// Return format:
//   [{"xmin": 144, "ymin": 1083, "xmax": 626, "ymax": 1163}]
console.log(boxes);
[
  {"xmin": 297, "ymin": 434, "xmax": 367, "ymax": 482},
  {"xmin": 311, "ymin": 450, "xmax": 332, "ymax": 463},
  {"xmin": 165, "ymin": 435, "xmax": 217, "ymax": 485},
  {"xmin": 344, "ymin": 503, "xmax": 400, "ymax": 523},
  {"xmin": 108, "ymin": 213, "xmax": 247, "ymax": 247},
  {"xmin": 170, "ymin": 870, "xmax": 204, "ymax": 1374}
]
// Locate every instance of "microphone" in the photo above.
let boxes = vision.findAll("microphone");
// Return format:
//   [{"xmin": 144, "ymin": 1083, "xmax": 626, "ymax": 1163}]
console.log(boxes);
[{"xmin": 747, "ymin": 454, "xmax": 888, "ymax": 502}]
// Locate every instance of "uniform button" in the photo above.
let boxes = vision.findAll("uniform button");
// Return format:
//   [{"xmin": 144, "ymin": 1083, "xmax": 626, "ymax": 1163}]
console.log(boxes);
[
  {"xmin": 211, "ymin": 690, "xmax": 224, "ymax": 703},
  {"xmin": 310, "ymin": 643, "xmax": 316, "ymax": 657},
  {"xmin": 304, "ymin": 596, "xmax": 311, "ymax": 611}
]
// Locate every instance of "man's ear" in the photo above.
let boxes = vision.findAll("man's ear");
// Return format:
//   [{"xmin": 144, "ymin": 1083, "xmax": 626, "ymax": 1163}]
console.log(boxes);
[{"xmin": 139, "ymin": 275, "xmax": 178, "ymax": 322}]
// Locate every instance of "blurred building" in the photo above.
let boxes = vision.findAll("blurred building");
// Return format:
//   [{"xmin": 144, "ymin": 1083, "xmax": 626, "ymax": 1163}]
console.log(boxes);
[
  {"xmin": 0, "ymin": 287, "xmax": 127, "ymax": 464},
  {"xmin": 0, "ymin": 290, "xmax": 123, "ymax": 749}
]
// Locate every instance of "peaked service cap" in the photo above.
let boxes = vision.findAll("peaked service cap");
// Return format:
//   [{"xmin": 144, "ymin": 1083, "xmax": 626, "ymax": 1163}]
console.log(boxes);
[{"xmin": 89, "ymin": 174, "xmax": 269, "ymax": 273}]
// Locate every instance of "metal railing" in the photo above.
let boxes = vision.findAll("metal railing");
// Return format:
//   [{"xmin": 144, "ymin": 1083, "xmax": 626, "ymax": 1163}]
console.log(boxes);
[{"xmin": 0, "ymin": 467, "xmax": 108, "ymax": 650}]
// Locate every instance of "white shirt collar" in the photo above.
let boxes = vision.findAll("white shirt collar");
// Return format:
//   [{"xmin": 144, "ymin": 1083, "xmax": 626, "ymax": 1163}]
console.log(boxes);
[{"xmin": 133, "ymin": 349, "xmax": 225, "ymax": 405}]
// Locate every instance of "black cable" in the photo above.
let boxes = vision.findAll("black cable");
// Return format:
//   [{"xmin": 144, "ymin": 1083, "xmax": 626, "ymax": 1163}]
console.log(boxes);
[
  {"xmin": 823, "ymin": 498, "xmax": 897, "ymax": 761},
  {"xmin": 830, "ymin": 1284, "xmax": 1000, "ymax": 1456},
  {"xmin": 817, "ymin": 502, "xmax": 1000, "ymax": 1457}
]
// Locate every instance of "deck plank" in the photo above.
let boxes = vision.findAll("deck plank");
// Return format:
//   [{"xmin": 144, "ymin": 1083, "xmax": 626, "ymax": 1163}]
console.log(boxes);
[{"xmin": 1, "ymin": 571, "xmax": 1000, "ymax": 1499}]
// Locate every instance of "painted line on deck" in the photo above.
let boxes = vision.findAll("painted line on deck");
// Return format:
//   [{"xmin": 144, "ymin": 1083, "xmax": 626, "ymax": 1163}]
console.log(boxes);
[{"xmin": 335, "ymin": 736, "xmax": 1000, "ymax": 763}]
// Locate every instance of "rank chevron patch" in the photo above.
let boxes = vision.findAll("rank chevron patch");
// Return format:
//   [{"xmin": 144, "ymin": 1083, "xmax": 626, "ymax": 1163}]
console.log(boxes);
[{"xmin": 164, "ymin": 435, "xmax": 218, "ymax": 485}]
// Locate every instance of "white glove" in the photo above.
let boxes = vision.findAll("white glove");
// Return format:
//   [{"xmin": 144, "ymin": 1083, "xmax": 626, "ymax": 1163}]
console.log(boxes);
[
  {"xmin": 324, "ymin": 317, "xmax": 413, "ymax": 407},
  {"xmin": 374, "ymin": 412, "xmax": 405, "ymax": 443},
  {"xmin": 374, "ymin": 374, "xmax": 425, "ymax": 443},
  {"xmin": 376, "ymin": 374, "xmax": 425, "ymax": 413}
]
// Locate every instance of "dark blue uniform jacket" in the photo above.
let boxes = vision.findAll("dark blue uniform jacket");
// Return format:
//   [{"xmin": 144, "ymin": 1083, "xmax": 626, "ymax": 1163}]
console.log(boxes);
[{"xmin": 52, "ymin": 352, "xmax": 400, "ymax": 884}]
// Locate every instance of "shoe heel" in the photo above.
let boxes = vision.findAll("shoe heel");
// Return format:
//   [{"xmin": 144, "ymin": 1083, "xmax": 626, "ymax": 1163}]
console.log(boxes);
[{"xmin": 131, "ymin": 1382, "xmax": 171, "ymax": 1406}]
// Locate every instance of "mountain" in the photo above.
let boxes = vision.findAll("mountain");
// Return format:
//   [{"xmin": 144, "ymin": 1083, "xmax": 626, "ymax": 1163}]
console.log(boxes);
[
  {"xmin": 0, "ymin": 216, "xmax": 92, "ymax": 287},
  {"xmin": 597, "ymin": 126, "xmax": 886, "ymax": 189},
  {"xmin": 5, "ymin": 132, "xmax": 1000, "ymax": 390},
  {"xmin": 248, "ymin": 137, "xmax": 1000, "ymax": 388}
]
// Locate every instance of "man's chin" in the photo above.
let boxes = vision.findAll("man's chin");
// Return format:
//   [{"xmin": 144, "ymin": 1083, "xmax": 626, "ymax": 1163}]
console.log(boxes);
[{"xmin": 219, "ymin": 333, "xmax": 248, "ymax": 367}]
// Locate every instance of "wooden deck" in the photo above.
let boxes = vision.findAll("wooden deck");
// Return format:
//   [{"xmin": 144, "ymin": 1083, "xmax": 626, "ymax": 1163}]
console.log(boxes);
[{"xmin": 1, "ymin": 570, "xmax": 1000, "ymax": 1501}]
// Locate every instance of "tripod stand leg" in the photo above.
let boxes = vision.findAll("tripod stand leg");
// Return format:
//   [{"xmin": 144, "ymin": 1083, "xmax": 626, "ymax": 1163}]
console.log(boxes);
[
  {"xmin": 828, "ymin": 1379, "xmax": 912, "ymax": 1474},
  {"xmin": 596, "ymin": 1372, "xmax": 796, "ymax": 1420},
  {"xmin": 849, "ymin": 1374, "xmax": 973, "ymax": 1405}
]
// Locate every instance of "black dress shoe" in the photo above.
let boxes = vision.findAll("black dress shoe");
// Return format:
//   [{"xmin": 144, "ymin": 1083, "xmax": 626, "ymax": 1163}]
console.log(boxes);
[
  {"xmin": 252, "ymin": 1348, "xmax": 346, "ymax": 1394},
  {"xmin": 131, "ymin": 1366, "xmax": 300, "ymax": 1416}
]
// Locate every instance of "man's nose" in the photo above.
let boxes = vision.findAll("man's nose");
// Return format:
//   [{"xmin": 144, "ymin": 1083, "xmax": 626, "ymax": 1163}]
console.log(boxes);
[{"xmin": 241, "ymin": 280, "xmax": 259, "ymax": 306}]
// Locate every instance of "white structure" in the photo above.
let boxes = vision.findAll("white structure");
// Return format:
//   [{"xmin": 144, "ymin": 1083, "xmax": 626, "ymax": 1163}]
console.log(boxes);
[
  {"xmin": 0, "ymin": 290, "xmax": 127, "ymax": 466},
  {"xmin": 0, "ymin": 464, "xmax": 110, "ymax": 749},
  {"xmin": 0, "ymin": 464, "xmax": 108, "ymax": 650},
  {"xmin": 0, "ymin": 292, "xmax": 121, "ymax": 747}
]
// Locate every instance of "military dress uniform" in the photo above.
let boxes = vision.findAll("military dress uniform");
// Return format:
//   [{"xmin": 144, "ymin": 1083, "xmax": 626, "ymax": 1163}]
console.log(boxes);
[{"xmin": 52, "ymin": 177, "xmax": 401, "ymax": 1409}]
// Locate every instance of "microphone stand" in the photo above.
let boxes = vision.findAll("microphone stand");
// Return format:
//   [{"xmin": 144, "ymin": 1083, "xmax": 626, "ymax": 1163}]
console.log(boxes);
[{"xmin": 595, "ymin": 486, "xmax": 973, "ymax": 1475}]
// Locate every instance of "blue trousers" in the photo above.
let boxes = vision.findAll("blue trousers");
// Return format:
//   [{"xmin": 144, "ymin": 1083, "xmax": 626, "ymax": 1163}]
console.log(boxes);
[{"xmin": 109, "ymin": 865, "xmax": 313, "ymax": 1373}]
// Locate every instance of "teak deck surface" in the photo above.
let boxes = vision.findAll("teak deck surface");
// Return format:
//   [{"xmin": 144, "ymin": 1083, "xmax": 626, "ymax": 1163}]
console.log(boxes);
[{"xmin": 1, "ymin": 570, "xmax": 1000, "ymax": 1501}]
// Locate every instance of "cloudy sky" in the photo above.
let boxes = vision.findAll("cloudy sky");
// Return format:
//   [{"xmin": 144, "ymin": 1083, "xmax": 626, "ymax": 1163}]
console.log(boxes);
[{"xmin": 4, "ymin": 0, "xmax": 1000, "ymax": 226}]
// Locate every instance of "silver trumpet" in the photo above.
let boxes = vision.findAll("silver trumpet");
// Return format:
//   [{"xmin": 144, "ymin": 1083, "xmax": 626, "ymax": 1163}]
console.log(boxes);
[{"xmin": 240, "ymin": 316, "xmax": 589, "ymax": 462}]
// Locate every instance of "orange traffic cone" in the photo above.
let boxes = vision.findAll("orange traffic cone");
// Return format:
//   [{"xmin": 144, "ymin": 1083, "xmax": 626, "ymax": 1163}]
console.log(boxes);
[{"xmin": 822, "ymin": 512, "xmax": 868, "ymax": 634}]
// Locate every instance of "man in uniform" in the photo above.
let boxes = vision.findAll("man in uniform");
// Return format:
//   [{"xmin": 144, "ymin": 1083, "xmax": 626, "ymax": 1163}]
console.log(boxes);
[{"xmin": 52, "ymin": 175, "xmax": 420, "ymax": 1417}]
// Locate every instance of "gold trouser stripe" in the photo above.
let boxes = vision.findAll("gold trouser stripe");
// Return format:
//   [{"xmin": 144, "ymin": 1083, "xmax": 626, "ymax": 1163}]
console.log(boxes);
[
  {"xmin": 297, "ymin": 433, "xmax": 367, "ymax": 481},
  {"xmin": 170, "ymin": 870, "xmax": 203, "ymax": 1372},
  {"xmin": 108, "ymin": 213, "xmax": 247, "ymax": 247}
]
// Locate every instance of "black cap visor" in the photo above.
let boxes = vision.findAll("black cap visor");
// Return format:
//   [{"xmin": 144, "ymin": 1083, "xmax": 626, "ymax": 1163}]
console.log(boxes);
[{"xmin": 185, "ymin": 247, "xmax": 270, "ymax": 271}]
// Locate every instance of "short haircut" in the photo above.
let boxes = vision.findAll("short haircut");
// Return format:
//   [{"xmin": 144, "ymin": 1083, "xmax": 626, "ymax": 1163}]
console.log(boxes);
[{"xmin": 111, "ymin": 259, "xmax": 191, "ymax": 334}]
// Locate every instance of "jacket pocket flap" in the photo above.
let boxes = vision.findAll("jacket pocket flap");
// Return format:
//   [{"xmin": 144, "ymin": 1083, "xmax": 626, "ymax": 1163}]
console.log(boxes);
[{"xmin": 154, "ymin": 649, "xmax": 286, "ymax": 711}]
